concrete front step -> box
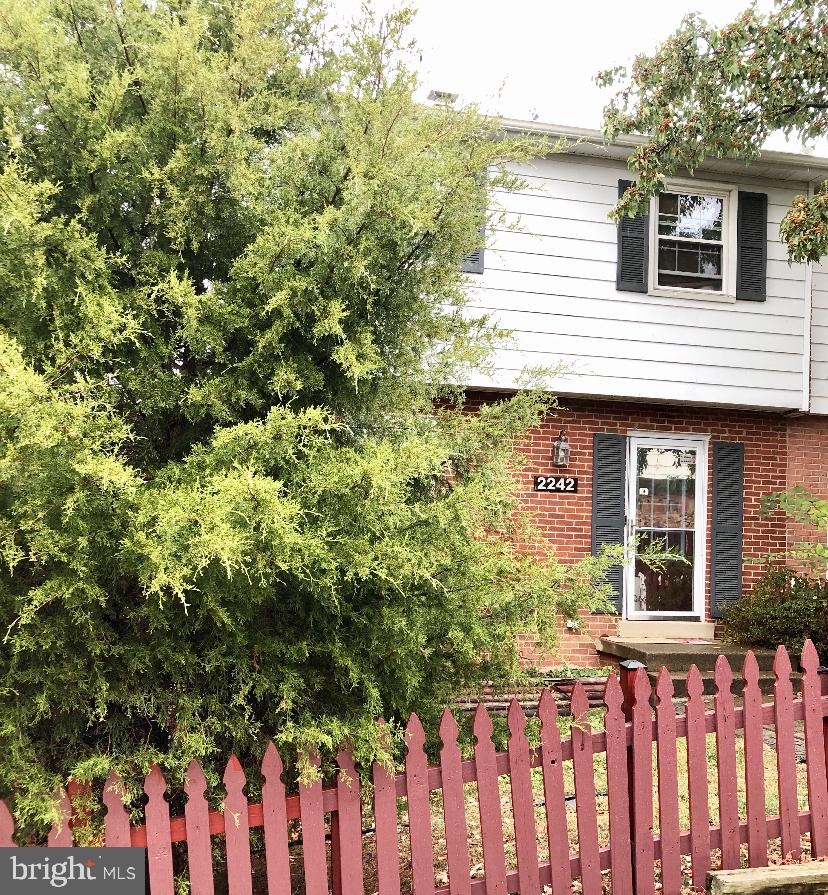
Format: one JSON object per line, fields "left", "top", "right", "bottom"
{"left": 596, "top": 636, "right": 778, "bottom": 675}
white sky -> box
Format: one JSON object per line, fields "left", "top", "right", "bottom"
{"left": 330, "top": 0, "right": 818, "bottom": 154}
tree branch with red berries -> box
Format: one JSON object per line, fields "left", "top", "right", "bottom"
{"left": 598, "top": 0, "right": 828, "bottom": 262}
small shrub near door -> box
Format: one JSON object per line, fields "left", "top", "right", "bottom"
{"left": 724, "top": 569, "right": 828, "bottom": 656}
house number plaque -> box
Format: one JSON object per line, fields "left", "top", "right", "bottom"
{"left": 533, "top": 475, "right": 579, "bottom": 493}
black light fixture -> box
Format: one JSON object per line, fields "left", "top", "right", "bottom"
{"left": 552, "top": 430, "right": 570, "bottom": 467}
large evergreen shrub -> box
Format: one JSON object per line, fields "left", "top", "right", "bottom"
{"left": 0, "top": 0, "right": 620, "bottom": 832}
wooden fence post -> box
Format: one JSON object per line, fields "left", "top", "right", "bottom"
{"left": 619, "top": 659, "right": 645, "bottom": 895}
{"left": 819, "top": 665, "right": 828, "bottom": 798}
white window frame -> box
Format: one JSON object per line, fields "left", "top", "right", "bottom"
{"left": 648, "top": 178, "right": 739, "bottom": 303}
{"left": 623, "top": 432, "right": 709, "bottom": 621}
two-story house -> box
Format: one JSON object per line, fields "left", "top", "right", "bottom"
{"left": 464, "top": 120, "right": 828, "bottom": 669}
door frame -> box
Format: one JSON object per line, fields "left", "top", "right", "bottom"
{"left": 623, "top": 432, "right": 709, "bottom": 621}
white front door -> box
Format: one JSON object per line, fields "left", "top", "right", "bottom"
{"left": 624, "top": 435, "right": 707, "bottom": 620}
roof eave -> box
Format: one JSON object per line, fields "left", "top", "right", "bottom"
{"left": 497, "top": 116, "right": 828, "bottom": 184}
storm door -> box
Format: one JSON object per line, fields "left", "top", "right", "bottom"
{"left": 624, "top": 435, "right": 707, "bottom": 619}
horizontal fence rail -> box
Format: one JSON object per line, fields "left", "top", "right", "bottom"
{"left": 2, "top": 641, "right": 828, "bottom": 895}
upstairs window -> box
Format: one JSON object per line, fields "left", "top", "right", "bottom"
{"left": 649, "top": 181, "right": 738, "bottom": 299}
{"left": 617, "top": 177, "right": 766, "bottom": 302}
{"left": 656, "top": 191, "right": 724, "bottom": 291}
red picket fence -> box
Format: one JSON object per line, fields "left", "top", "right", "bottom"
{"left": 3, "top": 641, "right": 828, "bottom": 895}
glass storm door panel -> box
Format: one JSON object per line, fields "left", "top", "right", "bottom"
{"left": 626, "top": 438, "right": 706, "bottom": 618}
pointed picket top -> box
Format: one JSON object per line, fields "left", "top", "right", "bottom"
{"left": 570, "top": 680, "right": 590, "bottom": 722}
{"left": 774, "top": 644, "right": 793, "bottom": 679}
{"left": 472, "top": 701, "right": 493, "bottom": 740}
{"left": 262, "top": 741, "right": 284, "bottom": 782}
{"left": 538, "top": 686, "right": 558, "bottom": 727}
{"left": 304, "top": 748, "right": 321, "bottom": 772}
{"left": 223, "top": 754, "right": 247, "bottom": 793}
{"left": 337, "top": 747, "right": 358, "bottom": 784}
{"left": 439, "top": 707, "right": 459, "bottom": 745}
{"left": 48, "top": 789, "right": 73, "bottom": 846}
{"left": 507, "top": 698, "right": 527, "bottom": 736}
{"left": 655, "top": 665, "right": 675, "bottom": 704}
{"left": 184, "top": 759, "right": 207, "bottom": 798}
{"left": 633, "top": 662, "right": 652, "bottom": 707}
{"left": 802, "top": 638, "right": 820, "bottom": 673}
{"left": 103, "top": 769, "right": 128, "bottom": 812}
{"left": 405, "top": 712, "right": 426, "bottom": 751}
{"left": 0, "top": 800, "right": 16, "bottom": 847}
{"left": 144, "top": 763, "right": 168, "bottom": 799}
{"left": 102, "top": 769, "right": 131, "bottom": 846}
{"left": 743, "top": 650, "right": 760, "bottom": 685}
{"left": 603, "top": 673, "right": 624, "bottom": 713}
{"left": 686, "top": 664, "right": 704, "bottom": 700}
{"left": 715, "top": 654, "right": 734, "bottom": 690}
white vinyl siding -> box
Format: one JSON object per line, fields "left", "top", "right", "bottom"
{"left": 465, "top": 155, "right": 809, "bottom": 410}
{"left": 809, "top": 263, "right": 828, "bottom": 414}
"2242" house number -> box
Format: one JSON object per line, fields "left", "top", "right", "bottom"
{"left": 533, "top": 475, "right": 579, "bottom": 493}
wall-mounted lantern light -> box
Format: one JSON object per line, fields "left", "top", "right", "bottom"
{"left": 552, "top": 430, "right": 570, "bottom": 467}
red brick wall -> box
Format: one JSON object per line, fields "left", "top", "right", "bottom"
{"left": 466, "top": 392, "right": 791, "bottom": 668}
{"left": 786, "top": 416, "right": 828, "bottom": 555}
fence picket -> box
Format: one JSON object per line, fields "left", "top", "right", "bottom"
{"left": 224, "top": 756, "right": 253, "bottom": 895}
{"left": 773, "top": 646, "right": 800, "bottom": 861}
{"left": 802, "top": 640, "right": 828, "bottom": 857}
{"left": 507, "top": 699, "right": 540, "bottom": 895}
{"left": 335, "top": 748, "right": 365, "bottom": 895}
{"left": 538, "top": 688, "right": 572, "bottom": 895}
{"left": 742, "top": 651, "right": 768, "bottom": 867}
{"left": 439, "top": 709, "right": 471, "bottom": 895}
{"left": 571, "top": 682, "right": 602, "bottom": 895}
{"left": 47, "top": 789, "right": 72, "bottom": 847}
{"left": 298, "top": 751, "right": 328, "bottom": 895}
{"left": 714, "top": 656, "right": 740, "bottom": 870}
{"left": 103, "top": 770, "right": 131, "bottom": 847}
{"left": 655, "top": 668, "right": 681, "bottom": 895}
{"left": 603, "top": 675, "right": 632, "bottom": 895}
{"left": 473, "top": 703, "right": 507, "bottom": 895}
{"left": 184, "top": 760, "right": 215, "bottom": 895}
{"left": 406, "top": 713, "right": 435, "bottom": 895}
{"left": 685, "top": 665, "right": 710, "bottom": 888}
{"left": 0, "top": 800, "right": 16, "bottom": 847}
{"left": 630, "top": 667, "right": 655, "bottom": 895}
{"left": 145, "top": 765, "right": 175, "bottom": 895}
{"left": 261, "top": 744, "right": 291, "bottom": 895}
{"left": 373, "top": 723, "right": 402, "bottom": 895}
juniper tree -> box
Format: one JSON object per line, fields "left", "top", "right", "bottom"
{"left": 0, "top": 0, "right": 618, "bottom": 831}
{"left": 598, "top": 0, "right": 828, "bottom": 262}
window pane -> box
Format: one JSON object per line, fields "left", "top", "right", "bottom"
{"left": 658, "top": 191, "right": 723, "bottom": 240}
{"left": 635, "top": 447, "right": 697, "bottom": 529}
{"left": 633, "top": 531, "right": 695, "bottom": 613}
{"left": 658, "top": 239, "right": 722, "bottom": 290}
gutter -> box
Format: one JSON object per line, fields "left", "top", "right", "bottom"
{"left": 495, "top": 116, "right": 828, "bottom": 181}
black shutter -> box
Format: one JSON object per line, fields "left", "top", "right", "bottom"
{"left": 461, "top": 226, "right": 485, "bottom": 274}
{"left": 616, "top": 179, "right": 649, "bottom": 293}
{"left": 592, "top": 433, "right": 627, "bottom": 613}
{"left": 710, "top": 441, "right": 745, "bottom": 619}
{"left": 736, "top": 191, "right": 767, "bottom": 301}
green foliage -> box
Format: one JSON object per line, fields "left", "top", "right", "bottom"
{"left": 724, "top": 568, "right": 828, "bottom": 657}
{"left": 756, "top": 485, "right": 828, "bottom": 573}
{"left": 598, "top": 1, "right": 828, "bottom": 262}
{"left": 0, "top": 0, "right": 621, "bottom": 835}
